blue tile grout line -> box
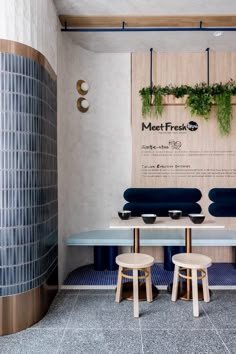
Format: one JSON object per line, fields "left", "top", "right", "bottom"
{"left": 64, "top": 262, "right": 236, "bottom": 286}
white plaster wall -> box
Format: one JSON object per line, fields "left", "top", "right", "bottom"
{"left": 0, "top": 0, "right": 58, "bottom": 72}
{"left": 58, "top": 35, "right": 131, "bottom": 284}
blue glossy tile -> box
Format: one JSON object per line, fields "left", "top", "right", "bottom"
{"left": 0, "top": 52, "right": 57, "bottom": 296}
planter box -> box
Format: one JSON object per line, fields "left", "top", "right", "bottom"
{"left": 162, "top": 95, "right": 187, "bottom": 105}
{"left": 161, "top": 95, "right": 236, "bottom": 105}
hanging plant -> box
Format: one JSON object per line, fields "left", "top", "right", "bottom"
{"left": 153, "top": 86, "right": 164, "bottom": 117}
{"left": 139, "top": 87, "right": 152, "bottom": 117}
{"left": 139, "top": 80, "right": 236, "bottom": 135}
{"left": 169, "top": 84, "right": 188, "bottom": 98}
{"left": 215, "top": 91, "right": 232, "bottom": 136}
{"left": 185, "top": 83, "right": 214, "bottom": 120}
{"left": 211, "top": 81, "right": 234, "bottom": 136}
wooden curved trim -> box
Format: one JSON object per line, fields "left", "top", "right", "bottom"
{"left": 0, "top": 275, "right": 58, "bottom": 335}
{"left": 0, "top": 39, "right": 57, "bottom": 81}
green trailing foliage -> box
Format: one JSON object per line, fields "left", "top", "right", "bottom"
{"left": 153, "top": 88, "right": 163, "bottom": 117}
{"left": 139, "top": 80, "right": 236, "bottom": 135}
{"left": 139, "top": 87, "right": 152, "bottom": 117}
{"left": 215, "top": 92, "right": 232, "bottom": 136}
{"left": 185, "top": 83, "right": 214, "bottom": 121}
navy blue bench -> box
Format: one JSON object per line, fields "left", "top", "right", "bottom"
{"left": 66, "top": 188, "right": 236, "bottom": 269}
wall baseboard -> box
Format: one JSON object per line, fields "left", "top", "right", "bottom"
{"left": 61, "top": 285, "right": 236, "bottom": 291}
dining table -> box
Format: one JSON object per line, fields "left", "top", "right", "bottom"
{"left": 110, "top": 216, "right": 224, "bottom": 301}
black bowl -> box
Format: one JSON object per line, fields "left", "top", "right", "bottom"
{"left": 118, "top": 210, "right": 131, "bottom": 220}
{"left": 168, "top": 210, "right": 182, "bottom": 220}
{"left": 188, "top": 214, "right": 205, "bottom": 224}
{"left": 142, "top": 214, "right": 156, "bottom": 224}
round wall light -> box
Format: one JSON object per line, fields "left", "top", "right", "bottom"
{"left": 76, "top": 80, "right": 89, "bottom": 95}
{"left": 77, "top": 97, "right": 89, "bottom": 112}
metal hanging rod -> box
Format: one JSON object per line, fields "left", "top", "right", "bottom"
{"left": 61, "top": 21, "right": 236, "bottom": 32}
{"left": 61, "top": 27, "right": 236, "bottom": 32}
{"left": 206, "top": 48, "right": 210, "bottom": 85}
{"left": 150, "top": 48, "right": 153, "bottom": 93}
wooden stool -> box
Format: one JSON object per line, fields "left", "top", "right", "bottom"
{"left": 171, "top": 253, "right": 212, "bottom": 317}
{"left": 115, "top": 253, "right": 154, "bottom": 318}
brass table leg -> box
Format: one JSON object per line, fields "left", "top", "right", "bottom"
{"left": 133, "top": 228, "right": 140, "bottom": 254}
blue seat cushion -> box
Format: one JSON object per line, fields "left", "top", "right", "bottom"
{"left": 123, "top": 188, "right": 202, "bottom": 203}
{"left": 209, "top": 202, "right": 236, "bottom": 217}
{"left": 123, "top": 202, "right": 201, "bottom": 217}
{"left": 209, "top": 188, "right": 236, "bottom": 202}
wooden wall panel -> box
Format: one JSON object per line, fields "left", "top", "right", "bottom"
{"left": 140, "top": 246, "right": 232, "bottom": 263}
{"left": 131, "top": 52, "right": 236, "bottom": 262}
{"left": 155, "top": 52, "right": 206, "bottom": 86}
{"left": 140, "top": 246, "right": 163, "bottom": 262}
{"left": 210, "top": 52, "right": 236, "bottom": 83}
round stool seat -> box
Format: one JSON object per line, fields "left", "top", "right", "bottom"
{"left": 172, "top": 253, "right": 212, "bottom": 270}
{"left": 116, "top": 253, "right": 154, "bottom": 269}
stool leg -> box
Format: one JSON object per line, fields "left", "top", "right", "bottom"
{"left": 133, "top": 269, "right": 139, "bottom": 318}
{"left": 202, "top": 269, "right": 210, "bottom": 303}
{"left": 115, "top": 266, "right": 123, "bottom": 303}
{"left": 192, "top": 269, "right": 199, "bottom": 317}
{"left": 171, "top": 265, "right": 179, "bottom": 302}
{"left": 145, "top": 267, "right": 153, "bottom": 303}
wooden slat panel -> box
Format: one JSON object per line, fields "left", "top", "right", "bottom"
{"left": 210, "top": 52, "right": 236, "bottom": 84}
{"left": 59, "top": 15, "right": 236, "bottom": 28}
{"left": 131, "top": 51, "right": 236, "bottom": 263}
{"left": 193, "top": 246, "right": 233, "bottom": 262}
{"left": 140, "top": 246, "right": 233, "bottom": 263}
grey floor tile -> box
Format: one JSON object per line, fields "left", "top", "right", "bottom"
{"left": 218, "top": 330, "right": 236, "bottom": 354}
{"left": 139, "top": 294, "right": 213, "bottom": 330}
{"left": 202, "top": 292, "right": 236, "bottom": 330}
{"left": 142, "top": 329, "right": 229, "bottom": 354}
{"left": 58, "top": 329, "right": 143, "bottom": 354}
{"left": 33, "top": 295, "right": 77, "bottom": 328}
{"left": 1, "top": 290, "right": 235, "bottom": 354}
{"left": 67, "top": 294, "right": 140, "bottom": 330}
{"left": 0, "top": 331, "right": 22, "bottom": 354}
{"left": 14, "top": 329, "right": 64, "bottom": 354}
{"left": 51, "top": 293, "right": 78, "bottom": 307}
{"left": 32, "top": 308, "right": 73, "bottom": 329}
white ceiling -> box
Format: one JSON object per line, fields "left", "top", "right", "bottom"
{"left": 54, "top": 0, "right": 236, "bottom": 52}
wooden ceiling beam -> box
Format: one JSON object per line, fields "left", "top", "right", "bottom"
{"left": 59, "top": 15, "right": 236, "bottom": 28}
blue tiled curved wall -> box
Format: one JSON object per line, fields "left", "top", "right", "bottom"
{"left": 0, "top": 52, "right": 58, "bottom": 296}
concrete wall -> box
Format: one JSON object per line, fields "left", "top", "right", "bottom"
{"left": 57, "top": 36, "right": 131, "bottom": 283}
{"left": 0, "top": 0, "right": 58, "bottom": 72}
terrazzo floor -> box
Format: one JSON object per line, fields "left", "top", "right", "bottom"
{"left": 1, "top": 289, "right": 236, "bottom": 353}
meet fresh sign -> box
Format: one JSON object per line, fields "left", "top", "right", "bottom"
{"left": 142, "top": 121, "right": 198, "bottom": 132}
